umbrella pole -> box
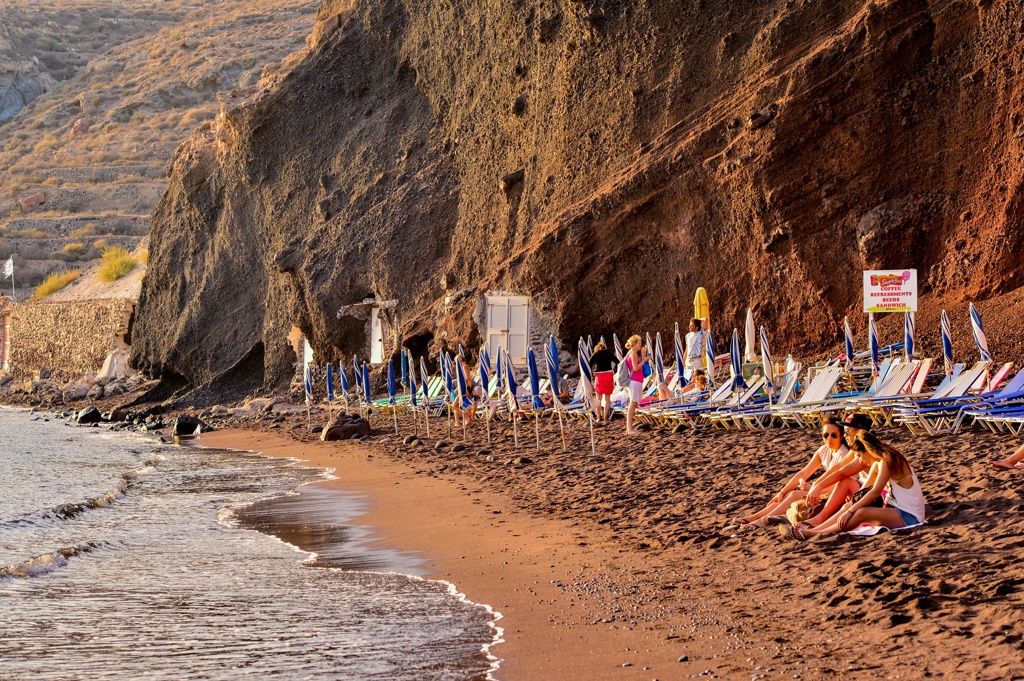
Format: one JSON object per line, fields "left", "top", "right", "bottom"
{"left": 447, "top": 402, "right": 452, "bottom": 439}
{"left": 558, "top": 411, "right": 567, "bottom": 453}
{"left": 484, "top": 410, "right": 491, "bottom": 445}
{"left": 512, "top": 407, "right": 519, "bottom": 448}
{"left": 587, "top": 411, "right": 596, "bottom": 457}
{"left": 393, "top": 406, "right": 398, "bottom": 435}
{"left": 534, "top": 414, "right": 540, "bottom": 452}
{"left": 424, "top": 406, "right": 430, "bottom": 438}
{"left": 306, "top": 403, "right": 311, "bottom": 429}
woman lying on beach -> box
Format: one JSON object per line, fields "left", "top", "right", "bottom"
{"left": 731, "top": 419, "right": 858, "bottom": 528}
{"left": 782, "top": 431, "right": 926, "bottom": 540}
{"left": 990, "top": 442, "right": 1024, "bottom": 469}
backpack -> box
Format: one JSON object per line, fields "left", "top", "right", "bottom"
{"left": 616, "top": 356, "right": 632, "bottom": 388}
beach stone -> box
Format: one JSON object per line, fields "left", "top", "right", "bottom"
{"left": 359, "top": 434, "right": 370, "bottom": 441}
{"left": 321, "top": 413, "right": 371, "bottom": 441}
{"left": 403, "top": 435, "right": 417, "bottom": 444}
{"left": 451, "top": 443, "right": 466, "bottom": 452}
{"left": 76, "top": 406, "right": 102, "bottom": 424}
{"left": 309, "top": 425, "right": 323, "bottom": 433}
{"left": 173, "top": 415, "right": 211, "bottom": 436}
{"left": 291, "top": 423, "right": 304, "bottom": 430}
{"left": 478, "top": 449, "right": 491, "bottom": 456}
{"left": 434, "top": 441, "right": 449, "bottom": 450}
{"left": 509, "top": 456, "right": 533, "bottom": 465}
{"left": 350, "top": 433, "right": 362, "bottom": 439}
{"left": 411, "top": 439, "right": 422, "bottom": 447}
{"left": 678, "top": 655, "right": 689, "bottom": 662}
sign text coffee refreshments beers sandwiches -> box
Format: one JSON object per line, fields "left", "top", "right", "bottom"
{"left": 863, "top": 269, "right": 917, "bottom": 313}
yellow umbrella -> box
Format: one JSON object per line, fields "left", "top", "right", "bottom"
{"left": 694, "top": 287, "right": 709, "bottom": 322}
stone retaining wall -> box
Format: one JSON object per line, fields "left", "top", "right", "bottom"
{"left": 4, "top": 298, "right": 134, "bottom": 380}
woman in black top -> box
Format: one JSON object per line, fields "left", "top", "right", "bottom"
{"left": 589, "top": 342, "right": 618, "bottom": 423}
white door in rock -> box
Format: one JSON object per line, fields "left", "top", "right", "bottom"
{"left": 486, "top": 295, "right": 530, "bottom": 366}
{"left": 369, "top": 306, "right": 384, "bottom": 364}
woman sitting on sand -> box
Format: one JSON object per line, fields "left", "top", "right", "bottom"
{"left": 782, "top": 431, "right": 926, "bottom": 540}
{"left": 732, "top": 419, "right": 858, "bottom": 528}
{"left": 991, "top": 442, "right": 1024, "bottom": 469}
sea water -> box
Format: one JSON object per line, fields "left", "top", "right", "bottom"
{"left": 0, "top": 408, "right": 499, "bottom": 680}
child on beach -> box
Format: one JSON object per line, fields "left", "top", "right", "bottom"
{"left": 782, "top": 431, "right": 926, "bottom": 540}
{"left": 732, "top": 418, "right": 858, "bottom": 528}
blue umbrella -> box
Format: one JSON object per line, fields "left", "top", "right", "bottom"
{"left": 674, "top": 322, "right": 688, "bottom": 389}
{"left": 600, "top": 335, "right": 607, "bottom": 350}
{"left": 705, "top": 330, "right": 717, "bottom": 385}
{"left": 969, "top": 303, "right": 991, "bottom": 362}
{"left": 844, "top": 316, "right": 855, "bottom": 370}
{"left": 304, "top": 364, "right": 313, "bottom": 404}
{"left": 407, "top": 352, "right": 418, "bottom": 408}
{"left": 494, "top": 346, "right": 505, "bottom": 391}
{"left": 578, "top": 338, "right": 593, "bottom": 384}
{"left": 654, "top": 332, "right": 665, "bottom": 385}
{"left": 458, "top": 344, "right": 466, "bottom": 358}
{"left": 613, "top": 333, "right": 624, "bottom": 361}
{"left": 326, "top": 362, "right": 335, "bottom": 403}
{"left": 441, "top": 353, "right": 454, "bottom": 398}
{"left": 353, "top": 355, "right": 363, "bottom": 399}
{"left": 586, "top": 335, "right": 594, "bottom": 356}
{"left": 400, "top": 349, "right": 408, "bottom": 389}
{"left": 479, "top": 351, "right": 492, "bottom": 444}
{"left": 729, "top": 328, "right": 746, "bottom": 391}
{"left": 362, "top": 361, "right": 372, "bottom": 405}
{"left": 338, "top": 359, "right": 350, "bottom": 398}
{"left": 941, "top": 309, "right": 954, "bottom": 376}
{"left": 527, "top": 348, "right": 542, "bottom": 409}
{"left": 904, "top": 312, "right": 915, "bottom": 360}
{"left": 481, "top": 345, "right": 492, "bottom": 373}
{"left": 645, "top": 332, "right": 654, "bottom": 363}
{"left": 546, "top": 337, "right": 561, "bottom": 405}
{"left": 869, "top": 312, "right": 880, "bottom": 375}
{"left": 454, "top": 357, "right": 471, "bottom": 409}
{"left": 420, "top": 356, "right": 431, "bottom": 402}
{"left": 387, "top": 360, "right": 397, "bottom": 404}
{"left": 504, "top": 348, "right": 517, "bottom": 396}
{"left": 760, "top": 325, "right": 773, "bottom": 391}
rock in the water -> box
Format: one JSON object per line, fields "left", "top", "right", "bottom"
{"left": 76, "top": 406, "right": 102, "bottom": 424}
{"left": 173, "top": 415, "right": 211, "bottom": 436}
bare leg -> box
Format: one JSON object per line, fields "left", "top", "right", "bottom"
{"left": 804, "top": 478, "right": 860, "bottom": 526}
{"left": 798, "top": 506, "right": 906, "bottom": 539}
{"left": 991, "top": 442, "right": 1024, "bottom": 468}
{"left": 626, "top": 400, "right": 638, "bottom": 435}
{"left": 735, "top": 489, "right": 806, "bottom": 526}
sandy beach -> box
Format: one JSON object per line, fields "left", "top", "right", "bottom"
{"left": 200, "top": 409, "right": 1024, "bottom": 681}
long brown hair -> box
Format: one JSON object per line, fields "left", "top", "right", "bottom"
{"left": 851, "top": 431, "right": 911, "bottom": 479}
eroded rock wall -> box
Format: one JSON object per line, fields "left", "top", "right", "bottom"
{"left": 133, "top": 0, "right": 1024, "bottom": 394}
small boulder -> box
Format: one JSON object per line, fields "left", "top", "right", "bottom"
{"left": 451, "top": 443, "right": 466, "bottom": 453}
{"left": 403, "top": 435, "right": 417, "bottom": 445}
{"left": 173, "top": 415, "right": 211, "bottom": 436}
{"left": 69, "top": 117, "right": 93, "bottom": 138}
{"left": 76, "top": 406, "right": 102, "bottom": 424}
{"left": 478, "top": 449, "right": 492, "bottom": 456}
{"left": 320, "top": 413, "right": 372, "bottom": 441}
{"left": 434, "top": 441, "right": 449, "bottom": 450}
{"left": 291, "top": 423, "right": 303, "bottom": 430}
{"left": 310, "top": 425, "right": 323, "bottom": 434}
{"left": 19, "top": 192, "right": 46, "bottom": 213}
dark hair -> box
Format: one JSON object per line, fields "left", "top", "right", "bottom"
{"left": 821, "top": 418, "right": 844, "bottom": 436}
{"left": 851, "top": 431, "right": 911, "bottom": 478}
{"left": 691, "top": 318, "right": 703, "bottom": 330}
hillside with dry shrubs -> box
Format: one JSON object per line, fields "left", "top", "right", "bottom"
{"left": 0, "top": 0, "right": 317, "bottom": 297}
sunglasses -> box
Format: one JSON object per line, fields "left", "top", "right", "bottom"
{"left": 821, "top": 432, "right": 840, "bottom": 440}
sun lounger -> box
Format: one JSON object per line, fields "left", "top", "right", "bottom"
{"left": 892, "top": 361, "right": 997, "bottom": 434}
{"left": 729, "top": 372, "right": 801, "bottom": 430}
{"left": 770, "top": 367, "right": 845, "bottom": 428}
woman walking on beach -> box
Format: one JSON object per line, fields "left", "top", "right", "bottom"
{"left": 784, "top": 431, "right": 926, "bottom": 540}
{"left": 589, "top": 341, "right": 618, "bottom": 423}
{"left": 624, "top": 335, "right": 648, "bottom": 436}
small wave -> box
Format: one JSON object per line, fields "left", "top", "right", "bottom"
{"left": 3, "top": 457, "right": 162, "bottom": 526}
{"left": 0, "top": 542, "right": 103, "bottom": 580}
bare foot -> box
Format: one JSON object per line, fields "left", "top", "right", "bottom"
{"left": 989, "top": 460, "right": 1024, "bottom": 469}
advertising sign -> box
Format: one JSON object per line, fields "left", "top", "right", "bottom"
{"left": 863, "top": 269, "right": 917, "bottom": 312}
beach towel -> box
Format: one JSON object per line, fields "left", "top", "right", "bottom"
{"left": 845, "top": 521, "right": 926, "bottom": 537}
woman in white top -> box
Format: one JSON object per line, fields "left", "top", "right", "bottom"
{"left": 786, "top": 431, "right": 926, "bottom": 540}
{"left": 684, "top": 318, "right": 708, "bottom": 372}
{"left": 732, "top": 419, "right": 857, "bottom": 528}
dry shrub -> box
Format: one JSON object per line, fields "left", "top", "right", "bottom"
{"left": 98, "top": 246, "right": 138, "bottom": 282}
{"left": 33, "top": 269, "right": 80, "bottom": 300}
{"left": 70, "top": 224, "right": 100, "bottom": 238}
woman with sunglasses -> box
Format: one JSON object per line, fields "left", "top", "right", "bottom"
{"left": 784, "top": 431, "right": 926, "bottom": 540}
{"left": 731, "top": 419, "right": 858, "bottom": 528}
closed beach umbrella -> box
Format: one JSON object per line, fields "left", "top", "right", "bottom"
{"left": 613, "top": 333, "right": 624, "bottom": 361}
{"left": 600, "top": 335, "right": 607, "bottom": 350}
{"left": 326, "top": 362, "right": 335, "bottom": 403}
{"left": 674, "top": 322, "right": 688, "bottom": 389}
{"left": 744, "top": 308, "right": 757, "bottom": 363}
{"left": 479, "top": 351, "right": 492, "bottom": 444}
{"left": 654, "top": 332, "right": 665, "bottom": 384}
{"left": 353, "top": 355, "right": 363, "bottom": 399}
{"left": 458, "top": 343, "right": 466, "bottom": 358}
{"left": 481, "top": 345, "right": 492, "bottom": 373}
{"left": 441, "top": 353, "right": 454, "bottom": 397}
{"left": 941, "top": 310, "right": 954, "bottom": 376}
{"left": 527, "top": 348, "right": 542, "bottom": 409}
{"left": 304, "top": 365, "right": 313, "bottom": 405}
{"left": 578, "top": 338, "right": 593, "bottom": 384}
{"left": 400, "top": 349, "right": 408, "bottom": 389}
{"left": 969, "top": 303, "right": 992, "bottom": 362}
{"left": 495, "top": 346, "right": 505, "bottom": 391}
{"left": 387, "top": 360, "right": 397, "bottom": 404}
{"left": 586, "top": 335, "right": 594, "bottom": 356}
{"left": 705, "top": 330, "right": 717, "bottom": 385}
{"left": 407, "top": 353, "right": 418, "bottom": 408}
{"left": 338, "top": 359, "right": 350, "bottom": 398}
{"left": 645, "top": 332, "right": 653, "bottom": 361}
{"left": 504, "top": 348, "right": 517, "bottom": 397}
{"left": 420, "top": 356, "right": 431, "bottom": 401}
{"left": 844, "top": 316, "right": 855, "bottom": 370}
{"left": 904, "top": 312, "right": 915, "bottom": 360}
{"left": 546, "top": 337, "right": 561, "bottom": 405}
{"left": 455, "top": 357, "right": 471, "bottom": 409}
{"left": 362, "top": 362, "right": 372, "bottom": 405}
{"left": 760, "top": 325, "right": 773, "bottom": 391}
{"left": 730, "top": 328, "right": 746, "bottom": 391}
{"left": 869, "top": 312, "right": 880, "bottom": 375}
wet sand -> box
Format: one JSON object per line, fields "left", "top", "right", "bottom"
{"left": 202, "top": 411, "right": 1024, "bottom": 680}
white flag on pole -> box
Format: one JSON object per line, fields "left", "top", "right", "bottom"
{"left": 3, "top": 256, "right": 12, "bottom": 279}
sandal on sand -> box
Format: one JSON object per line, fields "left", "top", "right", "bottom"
{"left": 778, "top": 525, "right": 809, "bottom": 541}
{"left": 765, "top": 515, "right": 789, "bottom": 526}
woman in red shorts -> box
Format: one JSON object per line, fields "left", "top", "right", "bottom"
{"left": 588, "top": 342, "right": 618, "bottom": 424}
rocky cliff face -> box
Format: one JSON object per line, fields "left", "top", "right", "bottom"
{"left": 0, "top": 23, "right": 56, "bottom": 123}
{"left": 133, "top": 0, "right": 1024, "bottom": 396}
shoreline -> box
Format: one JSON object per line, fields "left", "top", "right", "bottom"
{"left": 199, "top": 429, "right": 703, "bottom": 680}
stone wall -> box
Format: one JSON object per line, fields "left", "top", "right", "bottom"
{"left": 5, "top": 298, "right": 133, "bottom": 380}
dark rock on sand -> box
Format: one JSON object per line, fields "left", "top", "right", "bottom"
{"left": 173, "top": 415, "right": 211, "bottom": 436}
{"left": 451, "top": 443, "right": 466, "bottom": 453}
{"left": 76, "top": 406, "right": 103, "bottom": 424}
{"left": 403, "top": 435, "right": 417, "bottom": 444}
{"left": 310, "top": 425, "right": 323, "bottom": 433}
{"left": 321, "top": 413, "right": 372, "bottom": 441}
{"left": 434, "top": 441, "right": 449, "bottom": 450}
